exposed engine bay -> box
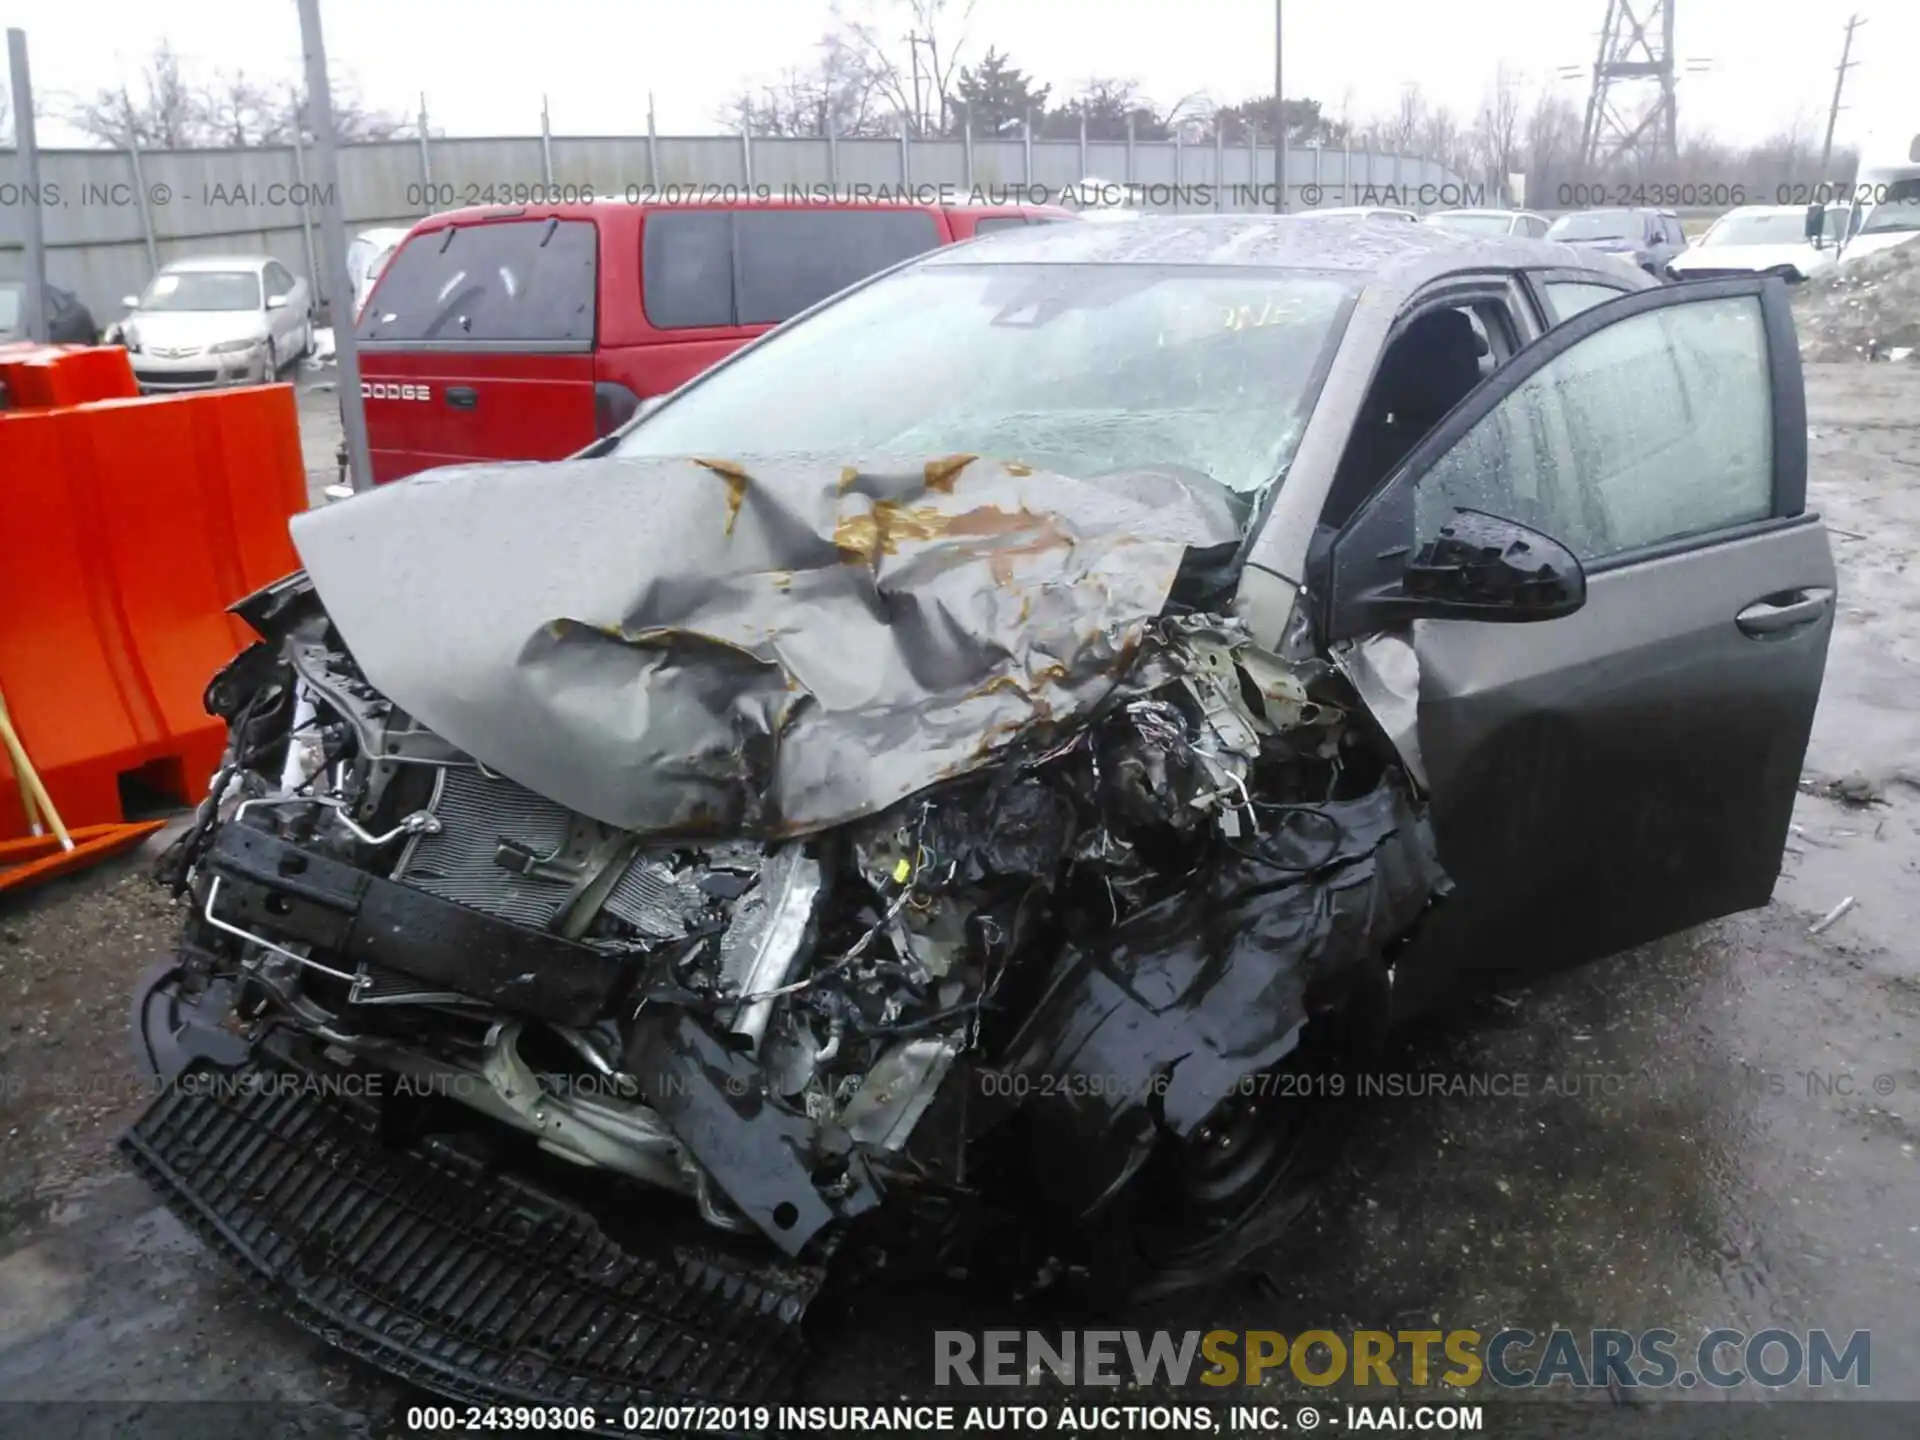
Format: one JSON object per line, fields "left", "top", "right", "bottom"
{"left": 137, "top": 451, "right": 1450, "bottom": 1311}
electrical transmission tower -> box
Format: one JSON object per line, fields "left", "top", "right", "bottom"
{"left": 1579, "top": 0, "right": 1678, "bottom": 171}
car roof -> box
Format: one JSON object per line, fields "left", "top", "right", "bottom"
{"left": 920, "top": 212, "right": 1620, "bottom": 294}
{"left": 161, "top": 255, "right": 275, "bottom": 273}
{"left": 410, "top": 197, "right": 1078, "bottom": 233}
{"left": 1553, "top": 205, "right": 1678, "bottom": 217}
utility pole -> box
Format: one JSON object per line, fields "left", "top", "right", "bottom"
{"left": 7, "top": 28, "right": 48, "bottom": 343}
{"left": 905, "top": 33, "right": 925, "bottom": 137}
{"left": 1819, "top": 14, "right": 1863, "bottom": 181}
{"left": 1272, "top": 0, "right": 1286, "bottom": 212}
{"left": 296, "top": 0, "right": 373, "bottom": 493}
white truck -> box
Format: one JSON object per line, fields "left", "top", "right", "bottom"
{"left": 1830, "top": 127, "right": 1920, "bottom": 268}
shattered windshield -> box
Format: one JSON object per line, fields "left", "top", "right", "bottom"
{"left": 615, "top": 262, "right": 1357, "bottom": 512}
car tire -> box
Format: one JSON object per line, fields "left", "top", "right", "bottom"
{"left": 1063, "top": 955, "right": 1393, "bottom": 1307}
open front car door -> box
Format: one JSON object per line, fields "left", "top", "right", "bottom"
{"left": 1319, "top": 276, "right": 1834, "bottom": 1000}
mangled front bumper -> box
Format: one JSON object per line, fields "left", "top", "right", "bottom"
{"left": 170, "top": 815, "right": 887, "bottom": 1258}
{"left": 122, "top": 1048, "right": 820, "bottom": 1415}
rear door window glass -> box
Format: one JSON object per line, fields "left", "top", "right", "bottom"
{"left": 734, "top": 210, "right": 942, "bottom": 325}
{"left": 643, "top": 209, "right": 943, "bottom": 330}
{"left": 641, "top": 211, "right": 734, "bottom": 329}
{"left": 358, "top": 219, "right": 597, "bottom": 343}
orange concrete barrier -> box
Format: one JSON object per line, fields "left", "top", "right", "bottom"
{"left": 0, "top": 382, "right": 307, "bottom": 836}
{"left": 0, "top": 343, "right": 139, "bottom": 409}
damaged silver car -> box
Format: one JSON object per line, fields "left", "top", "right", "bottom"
{"left": 126, "top": 217, "right": 1835, "bottom": 1410}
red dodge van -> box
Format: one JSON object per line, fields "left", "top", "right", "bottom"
{"left": 352, "top": 197, "right": 1075, "bottom": 483}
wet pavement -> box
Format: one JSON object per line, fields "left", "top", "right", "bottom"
{"left": 0, "top": 363, "right": 1916, "bottom": 1430}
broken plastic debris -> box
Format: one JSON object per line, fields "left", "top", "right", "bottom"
{"left": 1808, "top": 896, "right": 1857, "bottom": 936}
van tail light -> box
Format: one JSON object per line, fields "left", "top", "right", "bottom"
{"left": 594, "top": 381, "right": 642, "bottom": 437}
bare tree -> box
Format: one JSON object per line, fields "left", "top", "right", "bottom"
{"left": 197, "top": 71, "right": 283, "bottom": 147}
{"left": 1390, "top": 84, "right": 1425, "bottom": 157}
{"left": 266, "top": 77, "right": 419, "bottom": 144}
{"left": 1471, "top": 62, "right": 1524, "bottom": 191}
{"left": 726, "top": 52, "right": 891, "bottom": 135}
{"left": 1332, "top": 85, "right": 1357, "bottom": 143}
{"left": 1419, "top": 106, "right": 1467, "bottom": 173}
{"left": 1521, "top": 89, "right": 1582, "bottom": 205}
{"left": 724, "top": 29, "right": 895, "bottom": 137}
{"left": 1741, "top": 111, "right": 1820, "bottom": 194}
{"left": 69, "top": 41, "right": 200, "bottom": 147}
{"left": 834, "top": 0, "right": 976, "bottom": 136}
{"left": 66, "top": 42, "right": 412, "bottom": 147}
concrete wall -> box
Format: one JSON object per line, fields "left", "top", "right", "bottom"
{"left": 2, "top": 134, "right": 1475, "bottom": 325}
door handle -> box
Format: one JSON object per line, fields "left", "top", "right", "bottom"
{"left": 1736, "top": 588, "right": 1833, "bottom": 638}
{"left": 445, "top": 386, "right": 478, "bottom": 410}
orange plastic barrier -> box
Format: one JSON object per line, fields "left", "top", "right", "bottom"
{"left": 0, "top": 343, "right": 139, "bottom": 409}
{"left": 0, "top": 383, "right": 307, "bottom": 836}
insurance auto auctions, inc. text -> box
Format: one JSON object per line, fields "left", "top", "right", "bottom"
{"left": 763, "top": 1404, "right": 1481, "bottom": 1432}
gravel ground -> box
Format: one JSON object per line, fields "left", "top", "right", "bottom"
{"left": 1, "top": 363, "right": 1916, "bottom": 1432}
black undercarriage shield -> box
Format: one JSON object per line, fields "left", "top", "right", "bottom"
{"left": 120, "top": 1057, "right": 818, "bottom": 1423}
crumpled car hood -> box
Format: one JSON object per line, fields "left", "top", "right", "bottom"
{"left": 289, "top": 452, "right": 1239, "bottom": 839}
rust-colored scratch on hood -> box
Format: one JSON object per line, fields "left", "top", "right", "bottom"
{"left": 924, "top": 454, "right": 977, "bottom": 493}
{"left": 695, "top": 457, "right": 751, "bottom": 536}
{"left": 833, "top": 500, "right": 952, "bottom": 564}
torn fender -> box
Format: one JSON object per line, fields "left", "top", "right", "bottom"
{"left": 994, "top": 773, "right": 1449, "bottom": 1218}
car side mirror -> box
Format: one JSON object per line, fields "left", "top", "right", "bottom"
{"left": 267, "top": 294, "right": 289, "bottom": 310}
{"left": 121, "top": 295, "right": 140, "bottom": 309}
{"left": 1399, "top": 509, "right": 1586, "bottom": 622}
{"left": 1804, "top": 202, "right": 1825, "bottom": 249}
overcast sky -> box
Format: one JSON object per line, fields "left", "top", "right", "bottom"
{"left": 13, "top": 0, "right": 1916, "bottom": 155}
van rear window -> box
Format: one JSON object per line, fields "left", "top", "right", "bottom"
{"left": 357, "top": 218, "right": 596, "bottom": 344}
{"left": 642, "top": 209, "right": 943, "bottom": 330}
